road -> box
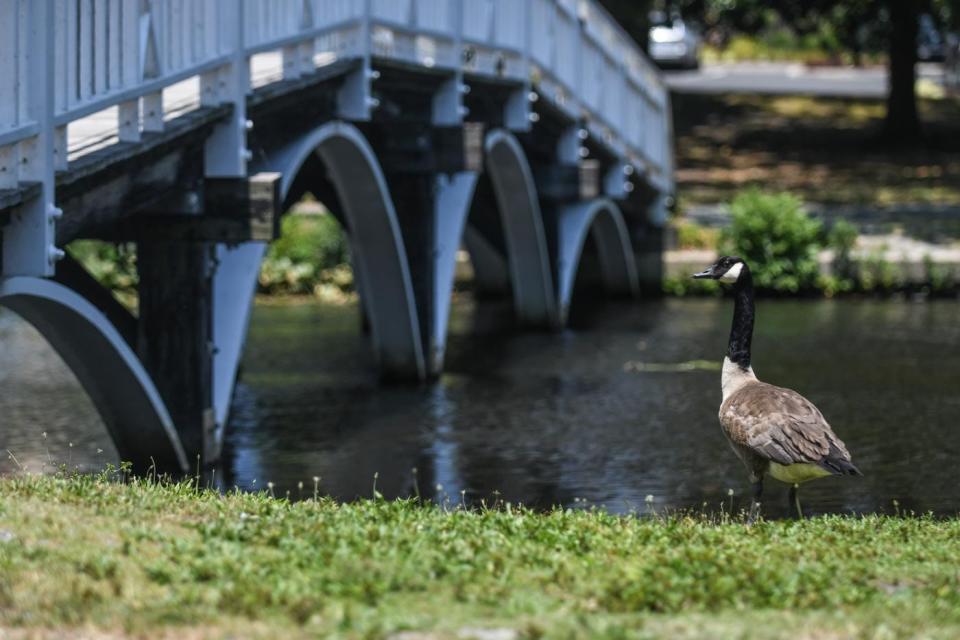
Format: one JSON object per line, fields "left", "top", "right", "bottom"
{"left": 664, "top": 61, "right": 945, "bottom": 97}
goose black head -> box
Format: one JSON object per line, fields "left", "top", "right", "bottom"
{"left": 692, "top": 256, "right": 747, "bottom": 284}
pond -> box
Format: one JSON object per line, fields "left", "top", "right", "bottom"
{"left": 2, "top": 296, "right": 958, "bottom": 518}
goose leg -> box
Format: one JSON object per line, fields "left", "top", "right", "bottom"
{"left": 747, "top": 479, "right": 763, "bottom": 524}
{"left": 788, "top": 484, "right": 803, "bottom": 519}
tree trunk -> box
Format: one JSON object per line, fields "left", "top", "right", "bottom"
{"left": 885, "top": 1, "right": 920, "bottom": 140}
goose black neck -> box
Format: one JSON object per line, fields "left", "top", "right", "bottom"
{"left": 727, "top": 265, "right": 754, "bottom": 370}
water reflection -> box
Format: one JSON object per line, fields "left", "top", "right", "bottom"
{"left": 2, "top": 295, "right": 959, "bottom": 518}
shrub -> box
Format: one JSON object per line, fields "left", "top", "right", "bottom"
{"left": 719, "top": 189, "right": 822, "bottom": 293}
{"left": 266, "top": 211, "right": 348, "bottom": 270}
{"left": 259, "top": 212, "right": 354, "bottom": 296}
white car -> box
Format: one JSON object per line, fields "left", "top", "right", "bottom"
{"left": 648, "top": 12, "right": 701, "bottom": 69}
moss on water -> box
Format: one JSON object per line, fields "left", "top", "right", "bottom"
{"left": 1, "top": 473, "right": 959, "bottom": 638}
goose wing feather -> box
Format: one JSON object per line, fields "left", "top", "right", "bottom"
{"left": 720, "top": 382, "right": 854, "bottom": 469}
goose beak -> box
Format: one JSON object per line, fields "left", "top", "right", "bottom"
{"left": 692, "top": 268, "right": 713, "bottom": 279}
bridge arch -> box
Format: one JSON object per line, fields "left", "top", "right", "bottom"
{"left": 0, "top": 277, "right": 188, "bottom": 472}
{"left": 258, "top": 121, "right": 426, "bottom": 379}
{"left": 482, "top": 129, "right": 558, "bottom": 327}
{"left": 555, "top": 199, "right": 639, "bottom": 325}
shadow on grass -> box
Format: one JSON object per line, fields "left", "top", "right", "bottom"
{"left": 672, "top": 92, "right": 960, "bottom": 207}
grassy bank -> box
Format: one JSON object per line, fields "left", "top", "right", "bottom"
{"left": 1, "top": 473, "right": 959, "bottom": 639}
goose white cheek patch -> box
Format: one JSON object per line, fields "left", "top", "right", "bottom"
{"left": 720, "top": 262, "right": 743, "bottom": 283}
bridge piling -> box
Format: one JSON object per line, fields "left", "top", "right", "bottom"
{"left": 136, "top": 241, "right": 218, "bottom": 466}
{"left": 373, "top": 122, "right": 482, "bottom": 379}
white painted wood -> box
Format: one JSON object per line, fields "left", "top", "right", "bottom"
{"left": 120, "top": 0, "right": 139, "bottom": 87}
{"left": 93, "top": 0, "right": 108, "bottom": 95}
{"left": 53, "top": 125, "right": 68, "bottom": 171}
{"left": 200, "top": 69, "right": 221, "bottom": 106}
{"left": 282, "top": 44, "right": 302, "bottom": 79}
{"left": 3, "top": 0, "right": 58, "bottom": 277}
{"left": 0, "top": 145, "right": 18, "bottom": 189}
{"left": 142, "top": 91, "right": 164, "bottom": 132}
{"left": 66, "top": 0, "right": 79, "bottom": 108}
{"left": 117, "top": 99, "right": 140, "bottom": 142}
{"left": 79, "top": 0, "right": 93, "bottom": 102}
{"left": 0, "top": 0, "right": 18, "bottom": 130}
{"left": 108, "top": 0, "right": 122, "bottom": 90}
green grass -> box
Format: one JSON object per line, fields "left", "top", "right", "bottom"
{"left": 1, "top": 473, "right": 960, "bottom": 638}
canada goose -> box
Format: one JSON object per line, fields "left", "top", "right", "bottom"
{"left": 693, "top": 256, "right": 861, "bottom": 520}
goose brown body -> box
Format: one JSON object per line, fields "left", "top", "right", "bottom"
{"left": 719, "top": 378, "right": 859, "bottom": 484}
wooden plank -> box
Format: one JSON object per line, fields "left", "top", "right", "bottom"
{"left": 204, "top": 172, "right": 282, "bottom": 241}
{"left": 109, "top": 214, "right": 270, "bottom": 243}
{"left": 74, "top": 172, "right": 281, "bottom": 243}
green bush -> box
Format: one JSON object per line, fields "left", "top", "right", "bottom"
{"left": 266, "top": 212, "right": 348, "bottom": 269}
{"left": 259, "top": 212, "right": 353, "bottom": 296}
{"left": 719, "top": 189, "right": 822, "bottom": 293}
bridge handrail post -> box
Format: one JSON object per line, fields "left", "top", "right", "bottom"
{"left": 503, "top": 0, "right": 533, "bottom": 131}
{"left": 337, "top": 0, "right": 376, "bottom": 120}
{"left": 1, "top": 0, "right": 62, "bottom": 277}
{"left": 431, "top": 0, "right": 467, "bottom": 126}
{"left": 204, "top": 0, "right": 251, "bottom": 178}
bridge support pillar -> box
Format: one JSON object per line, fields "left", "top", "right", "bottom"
{"left": 375, "top": 125, "right": 481, "bottom": 378}
{"left": 136, "top": 240, "right": 218, "bottom": 468}
{"left": 386, "top": 169, "right": 478, "bottom": 378}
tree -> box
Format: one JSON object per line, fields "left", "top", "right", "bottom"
{"left": 885, "top": 1, "right": 919, "bottom": 140}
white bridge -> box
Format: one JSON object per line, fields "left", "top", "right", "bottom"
{"left": 0, "top": 0, "right": 673, "bottom": 472}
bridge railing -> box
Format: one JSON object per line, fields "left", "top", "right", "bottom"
{"left": 1, "top": 0, "right": 671, "bottom": 275}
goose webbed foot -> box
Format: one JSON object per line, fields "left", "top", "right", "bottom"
{"left": 788, "top": 483, "right": 804, "bottom": 519}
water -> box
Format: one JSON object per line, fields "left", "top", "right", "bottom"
{"left": 2, "top": 296, "right": 959, "bottom": 518}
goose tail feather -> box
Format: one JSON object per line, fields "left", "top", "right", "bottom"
{"left": 818, "top": 443, "right": 863, "bottom": 476}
